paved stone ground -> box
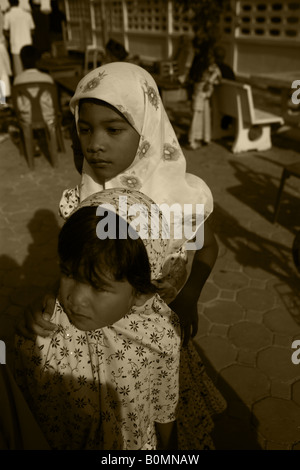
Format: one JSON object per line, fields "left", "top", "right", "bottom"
{"left": 0, "top": 107, "right": 300, "bottom": 450}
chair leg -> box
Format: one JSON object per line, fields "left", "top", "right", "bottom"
{"left": 46, "top": 125, "right": 59, "bottom": 168}
{"left": 21, "top": 124, "right": 35, "bottom": 170}
{"left": 273, "top": 168, "right": 289, "bottom": 223}
{"left": 56, "top": 125, "right": 65, "bottom": 153}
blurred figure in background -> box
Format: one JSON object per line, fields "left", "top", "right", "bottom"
{"left": 13, "top": 44, "right": 54, "bottom": 124}
{"left": 19, "top": 0, "right": 31, "bottom": 11}
{"left": 104, "top": 38, "right": 128, "bottom": 63}
{"left": 0, "top": 7, "right": 11, "bottom": 103}
{"left": 30, "top": 0, "right": 51, "bottom": 56}
{"left": 3, "top": 0, "right": 35, "bottom": 76}
{"left": 0, "top": 0, "right": 10, "bottom": 13}
{"left": 187, "top": 47, "right": 221, "bottom": 149}
{"left": 11, "top": 44, "right": 57, "bottom": 165}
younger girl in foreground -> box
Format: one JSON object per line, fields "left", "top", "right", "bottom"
{"left": 14, "top": 189, "right": 181, "bottom": 450}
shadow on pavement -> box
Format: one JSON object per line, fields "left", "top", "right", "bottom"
{"left": 226, "top": 158, "right": 300, "bottom": 231}
{"left": 193, "top": 341, "right": 261, "bottom": 450}
{"left": 210, "top": 203, "right": 300, "bottom": 323}
{"left": 0, "top": 209, "right": 61, "bottom": 358}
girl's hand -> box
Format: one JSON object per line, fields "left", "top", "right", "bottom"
{"left": 170, "top": 223, "right": 218, "bottom": 346}
{"left": 17, "top": 294, "right": 57, "bottom": 339}
{"left": 169, "top": 290, "right": 198, "bottom": 346}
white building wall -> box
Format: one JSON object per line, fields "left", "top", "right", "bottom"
{"left": 63, "top": 0, "right": 300, "bottom": 75}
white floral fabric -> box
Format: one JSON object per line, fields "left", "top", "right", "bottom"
{"left": 14, "top": 294, "right": 181, "bottom": 450}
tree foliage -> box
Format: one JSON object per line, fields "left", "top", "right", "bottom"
{"left": 174, "top": 0, "right": 229, "bottom": 48}
{"left": 173, "top": 0, "right": 231, "bottom": 80}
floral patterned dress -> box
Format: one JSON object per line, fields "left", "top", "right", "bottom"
{"left": 57, "top": 192, "right": 227, "bottom": 450}
{"left": 14, "top": 294, "right": 181, "bottom": 450}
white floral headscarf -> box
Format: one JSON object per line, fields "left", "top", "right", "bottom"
{"left": 73, "top": 187, "right": 170, "bottom": 280}
{"left": 63, "top": 62, "right": 213, "bottom": 254}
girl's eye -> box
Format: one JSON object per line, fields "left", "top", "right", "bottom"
{"left": 93, "top": 283, "right": 109, "bottom": 293}
{"left": 78, "top": 127, "right": 90, "bottom": 135}
{"left": 107, "top": 127, "right": 123, "bottom": 135}
{"left": 95, "top": 286, "right": 107, "bottom": 293}
{"left": 91, "top": 280, "right": 111, "bottom": 293}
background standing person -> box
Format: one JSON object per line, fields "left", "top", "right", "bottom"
{"left": 0, "top": 7, "right": 11, "bottom": 102}
{"left": 3, "top": 0, "right": 35, "bottom": 76}
{"left": 30, "top": 0, "right": 51, "bottom": 56}
{"left": 187, "top": 47, "right": 221, "bottom": 149}
{"left": 18, "top": 0, "right": 31, "bottom": 11}
{"left": 0, "top": 0, "right": 9, "bottom": 12}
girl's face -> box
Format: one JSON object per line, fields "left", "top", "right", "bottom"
{"left": 78, "top": 101, "right": 140, "bottom": 184}
{"left": 59, "top": 272, "right": 139, "bottom": 331}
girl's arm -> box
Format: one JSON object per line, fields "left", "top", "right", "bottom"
{"left": 169, "top": 221, "right": 218, "bottom": 345}
{"left": 155, "top": 420, "right": 178, "bottom": 450}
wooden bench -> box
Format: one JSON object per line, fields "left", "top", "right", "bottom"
{"left": 212, "top": 79, "right": 284, "bottom": 153}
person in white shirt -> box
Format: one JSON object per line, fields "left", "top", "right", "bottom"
{"left": 12, "top": 44, "right": 57, "bottom": 167}
{"left": 3, "top": 0, "right": 34, "bottom": 76}
{"left": 0, "top": 0, "right": 10, "bottom": 13}
{"left": 13, "top": 44, "right": 54, "bottom": 125}
{"left": 0, "top": 8, "right": 11, "bottom": 101}
{"left": 19, "top": 0, "right": 31, "bottom": 11}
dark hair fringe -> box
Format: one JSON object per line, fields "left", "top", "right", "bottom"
{"left": 58, "top": 206, "right": 157, "bottom": 295}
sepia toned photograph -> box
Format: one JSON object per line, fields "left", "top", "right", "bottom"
{"left": 0, "top": 0, "right": 300, "bottom": 455}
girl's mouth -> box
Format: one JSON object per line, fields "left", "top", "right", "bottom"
{"left": 61, "top": 300, "right": 88, "bottom": 320}
{"left": 68, "top": 307, "right": 89, "bottom": 319}
{"left": 71, "top": 312, "right": 88, "bottom": 319}
{"left": 89, "top": 160, "right": 111, "bottom": 166}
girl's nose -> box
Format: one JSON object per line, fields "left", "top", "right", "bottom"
{"left": 68, "top": 281, "right": 90, "bottom": 309}
{"left": 87, "top": 130, "right": 105, "bottom": 153}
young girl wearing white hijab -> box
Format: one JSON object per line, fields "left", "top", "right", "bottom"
{"left": 21, "top": 62, "right": 226, "bottom": 448}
